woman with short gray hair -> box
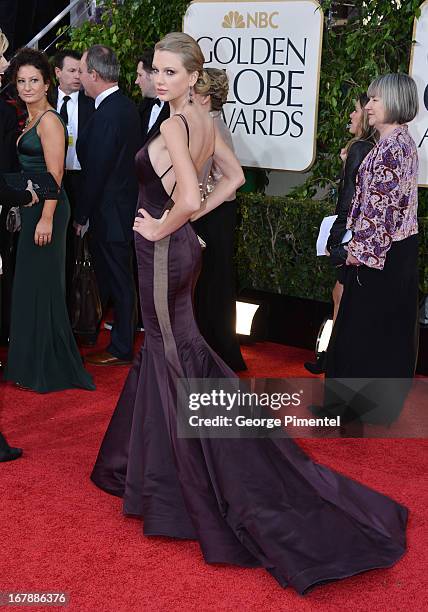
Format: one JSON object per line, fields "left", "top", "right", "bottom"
{"left": 324, "top": 72, "right": 420, "bottom": 428}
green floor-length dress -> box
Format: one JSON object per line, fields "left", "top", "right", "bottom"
{"left": 4, "top": 110, "right": 95, "bottom": 393}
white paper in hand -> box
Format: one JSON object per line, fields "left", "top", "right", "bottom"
{"left": 316, "top": 215, "right": 352, "bottom": 256}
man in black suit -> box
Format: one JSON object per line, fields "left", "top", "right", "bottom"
{"left": 0, "top": 177, "right": 38, "bottom": 463}
{"left": 53, "top": 49, "right": 95, "bottom": 311}
{"left": 0, "top": 53, "right": 20, "bottom": 344}
{"left": 136, "top": 48, "right": 169, "bottom": 146}
{"left": 75, "top": 45, "right": 140, "bottom": 365}
{"left": 0, "top": 98, "right": 17, "bottom": 171}
{"left": 0, "top": 34, "right": 29, "bottom": 462}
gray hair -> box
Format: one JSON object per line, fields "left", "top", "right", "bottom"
{"left": 367, "top": 73, "right": 418, "bottom": 124}
{"left": 86, "top": 44, "right": 120, "bottom": 82}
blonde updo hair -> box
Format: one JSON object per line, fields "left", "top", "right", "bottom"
{"left": 155, "top": 32, "right": 210, "bottom": 95}
{"left": 206, "top": 68, "right": 229, "bottom": 111}
{"left": 0, "top": 28, "right": 10, "bottom": 73}
{"left": 0, "top": 28, "right": 9, "bottom": 56}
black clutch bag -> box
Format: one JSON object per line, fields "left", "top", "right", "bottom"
{"left": 1, "top": 172, "right": 60, "bottom": 199}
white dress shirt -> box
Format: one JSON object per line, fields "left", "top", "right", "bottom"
{"left": 94, "top": 85, "right": 119, "bottom": 109}
{"left": 148, "top": 99, "right": 164, "bottom": 132}
{"left": 57, "top": 88, "right": 81, "bottom": 170}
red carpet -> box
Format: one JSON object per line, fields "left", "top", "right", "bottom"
{"left": 0, "top": 333, "right": 427, "bottom": 611}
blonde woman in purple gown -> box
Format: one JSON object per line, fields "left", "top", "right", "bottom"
{"left": 91, "top": 34, "right": 408, "bottom": 594}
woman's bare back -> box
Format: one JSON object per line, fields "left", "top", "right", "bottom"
{"left": 147, "top": 104, "right": 214, "bottom": 198}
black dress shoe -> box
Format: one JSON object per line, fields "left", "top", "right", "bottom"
{"left": 304, "top": 351, "right": 327, "bottom": 375}
{"left": 76, "top": 334, "right": 98, "bottom": 347}
{"left": 0, "top": 447, "right": 23, "bottom": 462}
{"left": 86, "top": 350, "right": 132, "bottom": 366}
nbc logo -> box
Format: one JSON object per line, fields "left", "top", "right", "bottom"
{"left": 222, "top": 10, "right": 279, "bottom": 29}
{"left": 222, "top": 11, "right": 246, "bottom": 28}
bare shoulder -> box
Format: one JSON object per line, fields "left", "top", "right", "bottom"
{"left": 38, "top": 110, "right": 64, "bottom": 134}
{"left": 160, "top": 114, "right": 188, "bottom": 139}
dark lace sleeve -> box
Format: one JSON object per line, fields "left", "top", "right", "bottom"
{"left": 327, "top": 140, "right": 373, "bottom": 251}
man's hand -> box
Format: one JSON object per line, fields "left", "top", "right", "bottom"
{"left": 73, "top": 221, "right": 84, "bottom": 236}
{"left": 24, "top": 180, "right": 39, "bottom": 206}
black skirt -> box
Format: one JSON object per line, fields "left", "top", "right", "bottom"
{"left": 325, "top": 234, "right": 419, "bottom": 424}
{"left": 192, "top": 199, "right": 246, "bottom": 371}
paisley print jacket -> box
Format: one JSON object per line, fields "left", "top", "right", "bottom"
{"left": 347, "top": 125, "right": 418, "bottom": 270}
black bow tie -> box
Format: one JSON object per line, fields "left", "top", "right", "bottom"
{"left": 153, "top": 98, "right": 161, "bottom": 107}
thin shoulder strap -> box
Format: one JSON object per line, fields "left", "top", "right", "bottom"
{"left": 33, "top": 109, "right": 62, "bottom": 129}
{"left": 175, "top": 113, "right": 190, "bottom": 146}
{"left": 159, "top": 113, "right": 190, "bottom": 181}
{"left": 212, "top": 117, "right": 215, "bottom": 157}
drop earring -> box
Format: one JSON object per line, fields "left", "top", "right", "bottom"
{"left": 188, "top": 85, "right": 194, "bottom": 104}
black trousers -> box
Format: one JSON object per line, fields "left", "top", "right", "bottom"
{"left": 63, "top": 170, "right": 83, "bottom": 311}
{"left": 0, "top": 207, "right": 18, "bottom": 343}
{"left": 89, "top": 235, "right": 137, "bottom": 360}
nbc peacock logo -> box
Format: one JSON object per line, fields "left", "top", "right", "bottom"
{"left": 222, "top": 10, "right": 246, "bottom": 28}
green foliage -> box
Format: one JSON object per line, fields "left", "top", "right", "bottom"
{"left": 59, "top": 0, "right": 190, "bottom": 99}
{"left": 293, "top": 0, "right": 427, "bottom": 212}
{"left": 236, "top": 194, "right": 336, "bottom": 301}
{"left": 236, "top": 194, "right": 428, "bottom": 301}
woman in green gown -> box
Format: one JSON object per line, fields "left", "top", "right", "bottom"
{"left": 3, "top": 48, "right": 94, "bottom": 393}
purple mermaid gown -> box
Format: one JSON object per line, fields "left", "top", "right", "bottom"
{"left": 91, "top": 116, "right": 407, "bottom": 594}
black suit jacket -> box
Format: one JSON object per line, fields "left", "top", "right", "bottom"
{"left": 0, "top": 99, "right": 19, "bottom": 172}
{"left": 75, "top": 90, "right": 141, "bottom": 242}
{"left": 0, "top": 176, "right": 32, "bottom": 207}
{"left": 139, "top": 98, "right": 170, "bottom": 146}
{"left": 53, "top": 88, "right": 95, "bottom": 137}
